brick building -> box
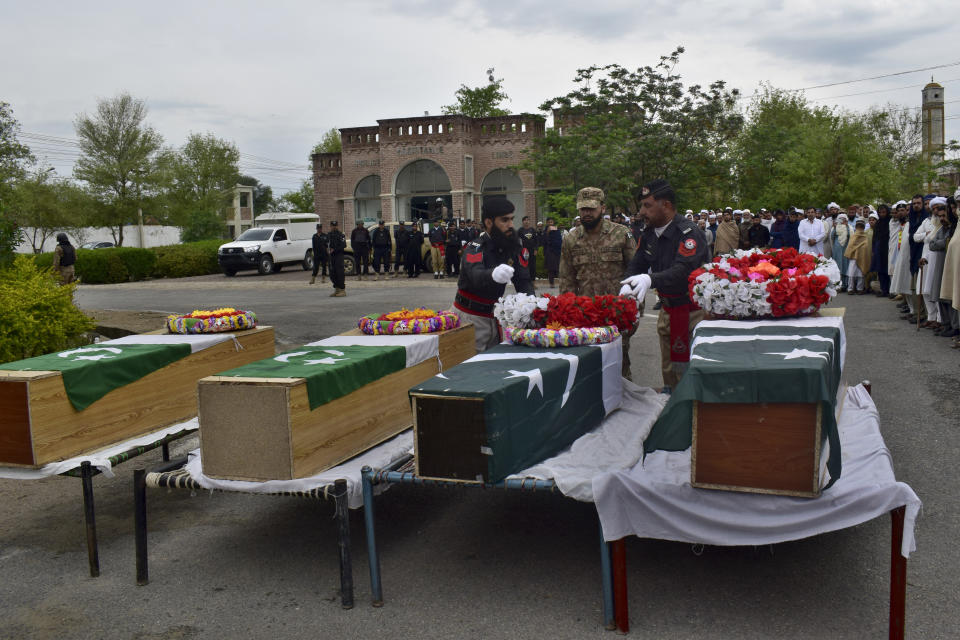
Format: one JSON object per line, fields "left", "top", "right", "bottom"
{"left": 311, "top": 113, "right": 546, "bottom": 228}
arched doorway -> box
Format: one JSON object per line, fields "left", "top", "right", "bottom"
{"left": 394, "top": 159, "right": 452, "bottom": 223}
{"left": 354, "top": 175, "right": 381, "bottom": 223}
{"left": 480, "top": 168, "right": 525, "bottom": 223}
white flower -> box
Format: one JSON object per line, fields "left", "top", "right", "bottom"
{"left": 494, "top": 293, "right": 543, "bottom": 328}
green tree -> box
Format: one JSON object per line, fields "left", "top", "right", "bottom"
{"left": 523, "top": 48, "right": 742, "bottom": 212}
{"left": 277, "top": 179, "right": 314, "bottom": 212}
{"left": 0, "top": 101, "right": 34, "bottom": 216}
{"left": 311, "top": 128, "right": 342, "bottom": 156}
{"left": 734, "top": 87, "right": 920, "bottom": 207}
{"left": 442, "top": 68, "right": 510, "bottom": 118}
{"left": 73, "top": 93, "right": 163, "bottom": 246}
{"left": 158, "top": 132, "right": 241, "bottom": 240}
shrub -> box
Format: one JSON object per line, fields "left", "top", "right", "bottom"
{"left": 152, "top": 240, "right": 221, "bottom": 279}
{"left": 73, "top": 248, "right": 130, "bottom": 284}
{"left": 0, "top": 255, "right": 95, "bottom": 365}
{"left": 112, "top": 247, "right": 157, "bottom": 281}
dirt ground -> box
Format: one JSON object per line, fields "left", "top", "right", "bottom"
{"left": 83, "top": 309, "right": 172, "bottom": 338}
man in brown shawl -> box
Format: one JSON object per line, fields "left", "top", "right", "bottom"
{"left": 714, "top": 210, "right": 741, "bottom": 255}
{"left": 843, "top": 219, "right": 872, "bottom": 294}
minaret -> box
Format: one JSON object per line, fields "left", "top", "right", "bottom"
{"left": 922, "top": 78, "right": 945, "bottom": 163}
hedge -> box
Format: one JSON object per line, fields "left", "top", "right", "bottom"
{"left": 0, "top": 255, "right": 95, "bottom": 365}
{"left": 31, "top": 240, "right": 222, "bottom": 283}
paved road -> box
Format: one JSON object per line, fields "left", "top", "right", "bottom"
{"left": 1, "top": 273, "right": 957, "bottom": 639}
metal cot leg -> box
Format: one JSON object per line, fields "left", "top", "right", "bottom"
{"left": 612, "top": 538, "right": 628, "bottom": 633}
{"left": 598, "top": 519, "right": 615, "bottom": 630}
{"left": 80, "top": 461, "right": 100, "bottom": 577}
{"left": 161, "top": 442, "right": 170, "bottom": 462}
{"left": 134, "top": 469, "right": 148, "bottom": 586}
{"left": 333, "top": 478, "right": 354, "bottom": 609}
{"left": 889, "top": 506, "right": 907, "bottom": 640}
{"left": 361, "top": 467, "right": 383, "bottom": 607}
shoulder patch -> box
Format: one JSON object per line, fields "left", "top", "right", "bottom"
{"left": 465, "top": 252, "right": 483, "bottom": 264}
{"left": 678, "top": 237, "right": 698, "bottom": 257}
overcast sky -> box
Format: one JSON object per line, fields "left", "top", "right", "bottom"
{"left": 2, "top": 0, "right": 957, "bottom": 194}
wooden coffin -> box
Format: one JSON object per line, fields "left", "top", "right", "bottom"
{"left": 198, "top": 323, "right": 475, "bottom": 481}
{"left": 0, "top": 327, "right": 275, "bottom": 467}
{"left": 412, "top": 341, "right": 620, "bottom": 484}
{"left": 691, "top": 401, "right": 829, "bottom": 498}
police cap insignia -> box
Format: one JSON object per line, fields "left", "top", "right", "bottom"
{"left": 641, "top": 187, "right": 650, "bottom": 197}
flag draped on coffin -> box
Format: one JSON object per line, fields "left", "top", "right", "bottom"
{"left": 217, "top": 344, "right": 407, "bottom": 410}
{"left": 2, "top": 343, "right": 192, "bottom": 411}
{"left": 645, "top": 316, "right": 846, "bottom": 487}
{"left": 411, "top": 341, "right": 620, "bottom": 483}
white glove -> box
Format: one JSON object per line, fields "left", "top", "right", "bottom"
{"left": 491, "top": 263, "right": 515, "bottom": 284}
{"left": 620, "top": 274, "right": 651, "bottom": 300}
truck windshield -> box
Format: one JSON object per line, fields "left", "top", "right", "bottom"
{"left": 236, "top": 229, "right": 273, "bottom": 241}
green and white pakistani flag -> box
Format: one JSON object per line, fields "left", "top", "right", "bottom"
{"left": 412, "top": 342, "right": 619, "bottom": 483}
{"left": 645, "top": 316, "right": 846, "bottom": 487}
{"left": 2, "top": 343, "right": 193, "bottom": 411}
{"left": 217, "top": 344, "right": 407, "bottom": 410}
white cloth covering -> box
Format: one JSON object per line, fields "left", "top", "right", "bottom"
{"left": 307, "top": 334, "right": 439, "bottom": 369}
{"left": 507, "top": 380, "right": 667, "bottom": 501}
{"left": 592, "top": 385, "right": 921, "bottom": 558}
{"left": 105, "top": 332, "right": 241, "bottom": 353}
{"left": 0, "top": 419, "right": 198, "bottom": 480}
{"left": 184, "top": 431, "right": 414, "bottom": 509}
{"left": 182, "top": 374, "right": 660, "bottom": 508}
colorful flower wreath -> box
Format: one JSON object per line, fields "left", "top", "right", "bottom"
{"left": 167, "top": 308, "right": 258, "bottom": 334}
{"left": 358, "top": 308, "right": 460, "bottom": 335}
{"left": 688, "top": 248, "right": 841, "bottom": 319}
{"left": 494, "top": 292, "right": 637, "bottom": 347}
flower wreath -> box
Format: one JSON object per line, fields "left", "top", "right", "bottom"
{"left": 494, "top": 292, "right": 638, "bottom": 347}
{"left": 167, "top": 308, "right": 258, "bottom": 334}
{"left": 688, "top": 248, "right": 841, "bottom": 319}
{"left": 358, "top": 308, "right": 460, "bottom": 335}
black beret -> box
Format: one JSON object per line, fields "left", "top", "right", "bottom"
{"left": 640, "top": 179, "right": 672, "bottom": 199}
{"left": 482, "top": 198, "right": 515, "bottom": 220}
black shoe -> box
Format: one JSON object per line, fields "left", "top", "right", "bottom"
{"left": 939, "top": 328, "right": 959, "bottom": 338}
{"left": 652, "top": 301, "right": 662, "bottom": 310}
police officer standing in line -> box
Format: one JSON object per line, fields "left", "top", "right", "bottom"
{"left": 444, "top": 220, "right": 461, "bottom": 276}
{"left": 309, "top": 223, "right": 328, "bottom": 284}
{"left": 327, "top": 220, "right": 347, "bottom": 297}
{"left": 620, "top": 180, "right": 707, "bottom": 389}
{"left": 405, "top": 222, "right": 424, "bottom": 278}
{"left": 558, "top": 187, "right": 638, "bottom": 380}
{"left": 393, "top": 221, "right": 410, "bottom": 277}
{"left": 351, "top": 220, "right": 371, "bottom": 281}
{"left": 429, "top": 221, "right": 446, "bottom": 279}
{"left": 371, "top": 219, "right": 392, "bottom": 280}
{"left": 452, "top": 198, "right": 535, "bottom": 352}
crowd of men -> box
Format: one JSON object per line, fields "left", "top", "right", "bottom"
{"left": 669, "top": 195, "right": 960, "bottom": 344}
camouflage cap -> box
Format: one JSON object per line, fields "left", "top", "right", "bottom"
{"left": 576, "top": 187, "right": 605, "bottom": 209}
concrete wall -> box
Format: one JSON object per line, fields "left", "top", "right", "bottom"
{"left": 16, "top": 225, "right": 182, "bottom": 254}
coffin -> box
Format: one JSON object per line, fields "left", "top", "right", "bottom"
{"left": 198, "top": 324, "right": 475, "bottom": 481}
{"left": 411, "top": 339, "right": 623, "bottom": 484}
{"left": 646, "top": 310, "right": 846, "bottom": 497}
{"left": 0, "top": 327, "right": 275, "bottom": 467}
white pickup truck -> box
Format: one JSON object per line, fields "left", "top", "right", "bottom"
{"left": 217, "top": 213, "right": 317, "bottom": 276}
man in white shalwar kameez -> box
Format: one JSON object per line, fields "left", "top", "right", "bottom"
{"left": 915, "top": 197, "right": 946, "bottom": 325}
{"left": 798, "top": 208, "right": 825, "bottom": 255}
{"left": 889, "top": 202, "right": 916, "bottom": 316}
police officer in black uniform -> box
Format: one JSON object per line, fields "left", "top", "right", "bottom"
{"left": 453, "top": 198, "right": 535, "bottom": 352}
{"left": 518, "top": 215, "right": 539, "bottom": 283}
{"left": 328, "top": 220, "right": 347, "bottom": 297}
{"left": 393, "top": 221, "right": 410, "bottom": 277}
{"left": 444, "top": 220, "right": 461, "bottom": 276}
{"left": 309, "top": 223, "right": 328, "bottom": 284}
{"left": 621, "top": 180, "right": 708, "bottom": 388}
{"left": 405, "top": 222, "right": 424, "bottom": 278}
{"left": 371, "top": 219, "right": 392, "bottom": 280}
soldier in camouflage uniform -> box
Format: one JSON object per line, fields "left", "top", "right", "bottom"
{"left": 558, "top": 187, "right": 639, "bottom": 380}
